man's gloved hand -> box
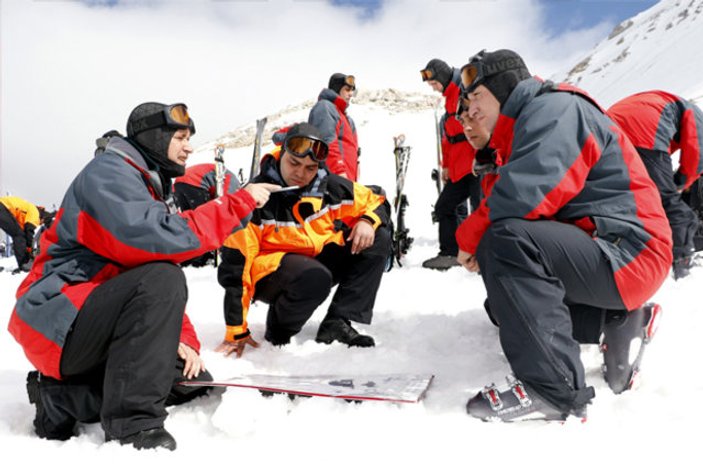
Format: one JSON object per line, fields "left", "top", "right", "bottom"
{"left": 473, "top": 147, "right": 498, "bottom": 176}
{"left": 674, "top": 169, "right": 687, "bottom": 191}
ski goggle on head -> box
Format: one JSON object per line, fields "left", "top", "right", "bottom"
{"left": 455, "top": 94, "right": 470, "bottom": 121}
{"left": 284, "top": 136, "right": 329, "bottom": 162}
{"left": 460, "top": 51, "right": 489, "bottom": 93}
{"left": 342, "top": 75, "right": 356, "bottom": 91}
{"left": 130, "top": 103, "right": 196, "bottom": 136}
{"left": 420, "top": 68, "right": 435, "bottom": 82}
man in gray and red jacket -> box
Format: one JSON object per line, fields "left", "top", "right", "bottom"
{"left": 8, "top": 102, "right": 276, "bottom": 450}
{"left": 309, "top": 73, "right": 359, "bottom": 180}
{"left": 456, "top": 50, "right": 672, "bottom": 422}
{"left": 608, "top": 90, "right": 703, "bottom": 279}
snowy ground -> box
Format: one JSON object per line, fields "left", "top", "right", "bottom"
{"left": 2, "top": 102, "right": 702, "bottom": 463}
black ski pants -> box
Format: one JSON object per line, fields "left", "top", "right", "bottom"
{"left": 53, "top": 262, "right": 211, "bottom": 439}
{"left": 476, "top": 219, "right": 629, "bottom": 412}
{"left": 0, "top": 202, "right": 32, "bottom": 267}
{"left": 435, "top": 173, "right": 481, "bottom": 256}
{"left": 639, "top": 148, "right": 698, "bottom": 260}
{"left": 256, "top": 224, "right": 392, "bottom": 338}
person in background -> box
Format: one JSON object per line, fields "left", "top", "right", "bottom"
{"left": 309, "top": 73, "right": 360, "bottom": 180}
{"left": 608, "top": 90, "right": 703, "bottom": 279}
{"left": 8, "top": 102, "right": 277, "bottom": 450}
{"left": 217, "top": 123, "right": 391, "bottom": 357}
{"left": 456, "top": 50, "right": 671, "bottom": 422}
{"left": 174, "top": 162, "right": 242, "bottom": 267}
{"left": 420, "top": 59, "right": 481, "bottom": 270}
{"left": 0, "top": 195, "right": 47, "bottom": 272}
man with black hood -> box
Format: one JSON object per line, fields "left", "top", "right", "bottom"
{"left": 309, "top": 73, "right": 360, "bottom": 180}
{"left": 216, "top": 122, "right": 391, "bottom": 356}
{"left": 420, "top": 58, "right": 481, "bottom": 270}
{"left": 8, "top": 102, "right": 277, "bottom": 450}
{"left": 455, "top": 50, "right": 672, "bottom": 422}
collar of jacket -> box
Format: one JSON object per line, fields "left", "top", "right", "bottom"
{"left": 443, "top": 68, "right": 461, "bottom": 98}
{"left": 488, "top": 77, "right": 546, "bottom": 160}
{"left": 103, "top": 137, "right": 168, "bottom": 201}
{"left": 319, "top": 88, "right": 349, "bottom": 113}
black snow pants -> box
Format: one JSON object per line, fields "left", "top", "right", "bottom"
{"left": 476, "top": 219, "right": 630, "bottom": 412}
{"left": 639, "top": 148, "right": 698, "bottom": 260}
{"left": 255, "top": 224, "right": 392, "bottom": 338}
{"left": 435, "top": 173, "right": 481, "bottom": 256}
{"left": 46, "top": 263, "right": 212, "bottom": 439}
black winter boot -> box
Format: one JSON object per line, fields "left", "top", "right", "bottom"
{"left": 26, "top": 371, "right": 76, "bottom": 440}
{"left": 107, "top": 427, "right": 176, "bottom": 451}
{"left": 315, "top": 318, "right": 375, "bottom": 347}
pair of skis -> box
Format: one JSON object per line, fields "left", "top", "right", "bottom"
{"left": 392, "top": 135, "right": 413, "bottom": 267}
{"left": 211, "top": 117, "right": 268, "bottom": 266}
{"left": 212, "top": 117, "right": 268, "bottom": 196}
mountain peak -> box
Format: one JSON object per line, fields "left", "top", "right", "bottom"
{"left": 558, "top": 0, "right": 703, "bottom": 107}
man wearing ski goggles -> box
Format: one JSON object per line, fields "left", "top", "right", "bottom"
{"left": 460, "top": 49, "right": 530, "bottom": 108}
{"left": 308, "top": 72, "right": 360, "bottom": 180}
{"left": 128, "top": 103, "right": 196, "bottom": 136}
{"left": 284, "top": 134, "right": 329, "bottom": 163}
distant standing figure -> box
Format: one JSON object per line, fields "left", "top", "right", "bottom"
{"left": 309, "top": 73, "right": 360, "bottom": 180}
{"left": 420, "top": 59, "right": 481, "bottom": 270}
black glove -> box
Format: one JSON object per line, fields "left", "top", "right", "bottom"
{"left": 473, "top": 147, "right": 497, "bottom": 176}
{"left": 673, "top": 169, "right": 687, "bottom": 190}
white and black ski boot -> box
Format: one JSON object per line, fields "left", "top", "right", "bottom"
{"left": 466, "top": 376, "right": 587, "bottom": 422}
{"left": 600, "top": 302, "right": 662, "bottom": 394}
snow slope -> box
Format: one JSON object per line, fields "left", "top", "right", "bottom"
{"left": 556, "top": 0, "right": 703, "bottom": 106}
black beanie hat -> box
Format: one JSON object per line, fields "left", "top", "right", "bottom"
{"left": 469, "top": 50, "right": 531, "bottom": 107}
{"left": 126, "top": 102, "right": 195, "bottom": 177}
{"left": 328, "top": 73, "right": 355, "bottom": 94}
{"left": 421, "top": 58, "right": 453, "bottom": 90}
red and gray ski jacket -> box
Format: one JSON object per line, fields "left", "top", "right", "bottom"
{"left": 174, "top": 162, "right": 239, "bottom": 198}
{"left": 456, "top": 78, "right": 672, "bottom": 310}
{"left": 8, "top": 138, "right": 256, "bottom": 379}
{"left": 441, "top": 70, "right": 475, "bottom": 183}
{"left": 607, "top": 90, "right": 703, "bottom": 190}
{"left": 309, "top": 89, "right": 359, "bottom": 181}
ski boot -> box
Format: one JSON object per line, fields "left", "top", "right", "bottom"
{"left": 421, "top": 254, "right": 460, "bottom": 270}
{"left": 600, "top": 302, "right": 662, "bottom": 394}
{"left": 466, "top": 375, "right": 587, "bottom": 422}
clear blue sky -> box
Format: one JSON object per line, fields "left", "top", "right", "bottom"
{"left": 334, "top": 0, "right": 660, "bottom": 34}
